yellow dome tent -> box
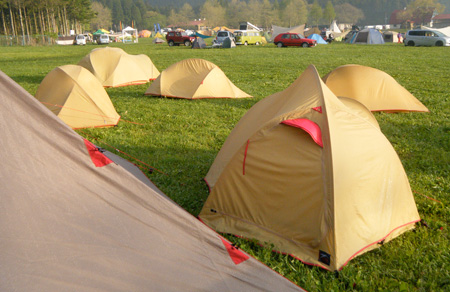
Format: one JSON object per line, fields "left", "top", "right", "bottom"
{"left": 199, "top": 65, "right": 420, "bottom": 271}
{"left": 145, "top": 58, "right": 252, "bottom": 99}
{"left": 78, "top": 47, "right": 160, "bottom": 87}
{"left": 323, "top": 64, "right": 429, "bottom": 112}
{"left": 35, "top": 65, "right": 120, "bottom": 129}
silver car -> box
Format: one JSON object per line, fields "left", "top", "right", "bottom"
{"left": 404, "top": 29, "right": 450, "bottom": 46}
{"left": 213, "top": 31, "right": 235, "bottom": 45}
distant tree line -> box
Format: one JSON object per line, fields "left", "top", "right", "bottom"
{"left": 0, "top": 0, "right": 445, "bottom": 39}
{"left": 0, "top": 0, "right": 94, "bottom": 38}
{"left": 91, "top": 0, "right": 445, "bottom": 31}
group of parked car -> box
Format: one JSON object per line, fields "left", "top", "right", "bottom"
{"left": 165, "top": 29, "right": 318, "bottom": 48}
{"left": 77, "top": 27, "right": 450, "bottom": 48}
{"left": 73, "top": 34, "right": 110, "bottom": 45}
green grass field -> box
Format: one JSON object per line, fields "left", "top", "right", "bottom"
{"left": 0, "top": 39, "right": 448, "bottom": 291}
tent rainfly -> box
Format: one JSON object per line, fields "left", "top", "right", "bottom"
{"left": 308, "top": 33, "right": 327, "bottom": 44}
{"left": 139, "top": 30, "right": 152, "bottom": 38}
{"left": 222, "top": 37, "right": 236, "bottom": 48}
{"left": 78, "top": 47, "right": 159, "bottom": 87}
{"left": 0, "top": 69, "right": 304, "bottom": 292}
{"left": 35, "top": 65, "right": 120, "bottom": 129}
{"left": 145, "top": 58, "right": 251, "bottom": 99}
{"left": 348, "top": 28, "right": 385, "bottom": 44}
{"left": 322, "top": 64, "right": 429, "bottom": 112}
{"left": 271, "top": 24, "right": 305, "bottom": 41}
{"left": 199, "top": 65, "right": 420, "bottom": 271}
{"left": 153, "top": 37, "right": 166, "bottom": 44}
{"left": 191, "top": 37, "right": 207, "bottom": 49}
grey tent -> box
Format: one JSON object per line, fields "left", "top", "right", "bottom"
{"left": 0, "top": 70, "right": 304, "bottom": 292}
{"left": 222, "top": 37, "right": 236, "bottom": 48}
{"left": 192, "top": 37, "right": 206, "bottom": 49}
{"left": 349, "top": 28, "right": 385, "bottom": 44}
{"left": 153, "top": 37, "right": 166, "bottom": 44}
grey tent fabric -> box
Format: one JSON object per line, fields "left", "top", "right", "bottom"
{"left": 192, "top": 37, "right": 207, "bottom": 49}
{"left": 0, "top": 70, "right": 304, "bottom": 292}
{"left": 153, "top": 37, "right": 166, "bottom": 43}
{"left": 222, "top": 37, "right": 236, "bottom": 48}
{"left": 350, "top": 28, "right": 385, "bottom": 44}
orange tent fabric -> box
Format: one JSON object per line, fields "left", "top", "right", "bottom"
{"left": 78, "top": 47, "right": 159, "bottom": 87}
{"left": 35, "top": 65, "right": 120, "bottom": 129}
{"left": 200, "top": 65, "right": 420, "bottom": 271}
{"left": 322, "top": 64, "right": 429, "bottom": 112}
{"left": 145, "top": 58, "right": 252, "bottom": 99}
{"left": 139, "top": 29, "right": 152, "bottom": 38}
{"left": 0, "top": 70, "right": 304, "bottom": 292}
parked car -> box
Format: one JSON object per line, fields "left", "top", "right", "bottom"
{"left": 96, "top": 34, "right": 110, "bottom": 45}
{"left": 404, "top": 29, "right": 450, "bottom": 46}
{"left": 73, "top": 34, "right": 86, "bottom": 45}
{"left": 166, "top": 31, "right": 196, "bottom": 46}
{"left": 234, "top": 30, "right": 262, "bottom": 45}
{"left": 214, "top": 30, "right": 235, "bottom": 45}
{"left": 273, "top": 33, "right": 317, "bottom": 48}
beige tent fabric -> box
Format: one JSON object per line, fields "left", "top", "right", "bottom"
{"left": 200, "top": 65, "right": 420, "bottom": 271}
{"left": 323, "top": 64, "right": 429, "bottom": 112}
{"left": 145, "top": 58, "right": 252, "bottom": 99}
{"left": 35, "top": 65, "right": 120, "bottom": 129}
{"left": 78, "top": 47, "right": 159, "bottom": 87}
{"left": 271, "top": 24, "right": 305, "bottom": 40}
{"left": 0, "top": 70, "right": 303, "bottom": 292}
{"left": 422, "top": 25, "right": 450, "bottom": 37}
{"left": 337, "top": 96, "right": 379, "bottom": 129}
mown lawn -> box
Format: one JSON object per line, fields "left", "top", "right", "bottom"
{"left": 0, "top": 38, "right": 448, "bottom": 291}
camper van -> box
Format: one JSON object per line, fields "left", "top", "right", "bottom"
{"left": 234, "top": 30, "right": 263, "bottom": 45}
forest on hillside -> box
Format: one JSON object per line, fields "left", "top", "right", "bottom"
{"left": 0, "top": 0, "right": 446, "bottom": 39}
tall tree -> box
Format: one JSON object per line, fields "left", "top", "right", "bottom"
{"left": 200, "top": 0, "right": 226, "bottom": 27}
{"left": 308, "top": 0, "right": 323, "bottom": 26}
{"left": 323, "top": 1, "right": 336, "bottom": 24}
{"left": 259, "top": 0, "right": 279, "bottom": 29}
{"left": 282, "top": 0, "right": 308, "bottom": 27}
{"left": 334, "top": 3, "right": 364, "bottom": 24}
{"left": 91, "top": 1, "right": 112, "bottom": 30}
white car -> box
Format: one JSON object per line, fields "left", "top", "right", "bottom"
{"left": 404, "top": 29, "right": 450, "bottom": 46}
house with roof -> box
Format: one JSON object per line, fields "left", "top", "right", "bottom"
{"left": 389, "top": 8, "right": 436, "bottom": 29}
{"left": 432, "top": 14, "right": 450, "bottom": 28}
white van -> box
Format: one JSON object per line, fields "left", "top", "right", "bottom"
{"left": 404, "top": 29, "right": 450, "bottom": 46}
{"left": 97, "top": 34, "right": 110, "bottom": 45}
{"left": 74, "top": 34, "right": 86, "bottom": 45}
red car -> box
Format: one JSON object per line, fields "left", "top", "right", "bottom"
{"left": 274, "top": 33, "right": 317, "bottom": 48}
{"left": 166, "top": 31, "right": 196, "bottom": 46}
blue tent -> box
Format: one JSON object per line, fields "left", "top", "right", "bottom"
{"left": 308, "top": 33, "right": 327, "bottom": 44}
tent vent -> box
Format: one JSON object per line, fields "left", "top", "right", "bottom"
{"left": 221, "top": 238, "right": 249, "bottom": 265}
{"left": 84, "top": 139, "right": 113, "bottom": 167}
{"left": 318, "top": 250, "right": 331, "bottom": 266}
{"left": 312, "top": 106, "right": 322, "bottom": 113}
